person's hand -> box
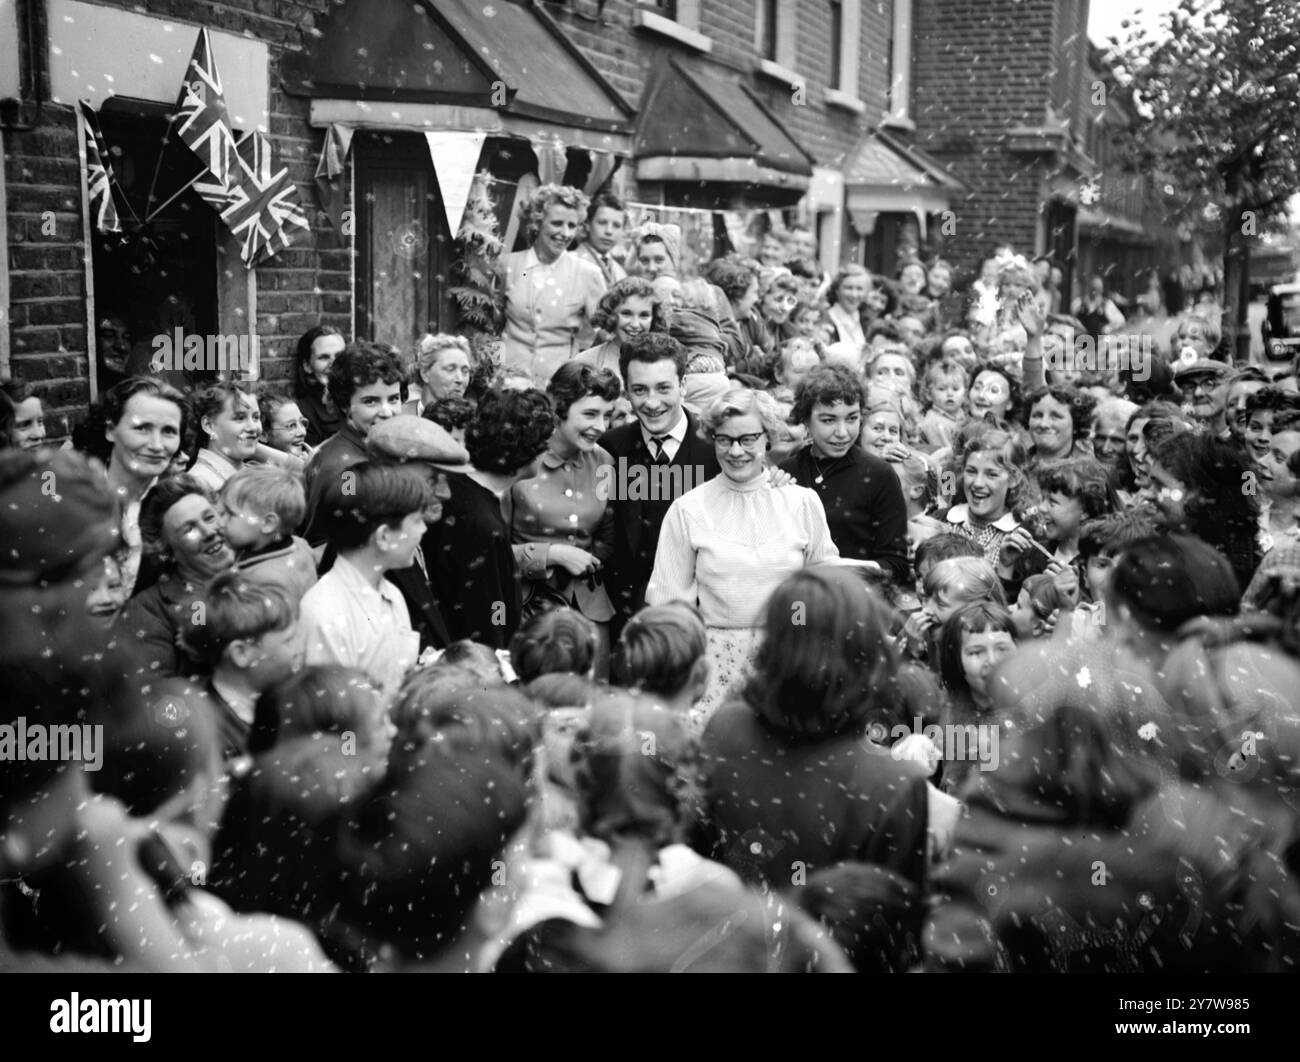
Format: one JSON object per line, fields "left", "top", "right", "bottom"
{"left": 875, "top": 441, "right": 912, "bottom": 464}
{"left": 765, "top": 466, "right": 795, "bottom": 488}
{"left": 549, "top": 544, "right": 601, "bottom": 577}
{"left": 1013, "top": 289, "right": 1045, "bottom": 339}
{"left": 901, "top": 609, "right": 939, "bottom": 656}
{"left": 892, "top": 733, "right": 942, "bottom": 776}
{"left": 1050, "top": 565, "right": 1080, "bottom": 607}
{"left": 996, "top": 527, "right": 1039, "bottom": 573}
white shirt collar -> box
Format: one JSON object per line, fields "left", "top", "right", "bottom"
{"left": 332, "top": 552, "right": 402, "bottom": 606}
{"left": 946, "top": 504, "right": 1019, "bottom": 532}
{"left": 640, "top": 409, "right": 688, "bottom": 449}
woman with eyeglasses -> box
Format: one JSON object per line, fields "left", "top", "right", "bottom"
{"left": 646, "top": 387, "right": 838, "bottom": 729}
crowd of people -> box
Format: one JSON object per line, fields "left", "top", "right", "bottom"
{"left": 2, "top": 182, "right": 1300, "bottom": 972}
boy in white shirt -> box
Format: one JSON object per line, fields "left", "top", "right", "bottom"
{"left": 299, "top": 461, "right": 434, "bottom": 703}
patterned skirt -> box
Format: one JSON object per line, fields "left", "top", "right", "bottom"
{"left": 691, "top": 627, "right": 762, "bottom": 735}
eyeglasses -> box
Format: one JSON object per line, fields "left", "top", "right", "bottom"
{"left": 713, "top": 431, "right": 767, "bottom": 450}
{"left": 772, "top": 294, "right": 799, "bottom": 307}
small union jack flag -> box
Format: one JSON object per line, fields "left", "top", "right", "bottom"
{"left": 222, "top": 132, "right": 310, "bottom": 267}
{"left": 174, "top": 28, "right": 240, "bottom": 214}
{"left": 77, "top": 100, "right": 121, "bottom": 234}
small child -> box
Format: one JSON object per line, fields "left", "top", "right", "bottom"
{"left": 424, "top": 396, "right": 476, "bottom": 448}
{"left": 918, "top": 359, "right": 968, "bottom": 453}
{"left": 899, "top": 555, "right": 1005, "bottom": 666}
{"left": 221, "top": 466, "right": 318, "bottom": 606}
{"left": 1009, "top": 572, "right": 1070, "bottom": 640}
{"left": 510, "top": 607, "right": 600, "bottom": 686}
{"left": 935, "top": 601, "right": 1017, "bottom": 794}
{"left": 613, "top": 601, "right": 710, "bottom": 720}
{"left": 259, "top": 392, "right": 315, "bottom": 462}
{"left": 896, "top": 455, "right": 947, "bottom": 560}
{"left": 176, "top": 571, "right": 305, "bottom": 760}
{"left": 1030, "top": 457, "right": 1118, "bottom": 567}
{"left": 1071, "top": 509, "right": 1158, "bottom": 642}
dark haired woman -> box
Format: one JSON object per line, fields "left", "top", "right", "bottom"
{"left": 293, "top": 325, "right": 346, "bottom": 446}
{"left": 188, "top": 380, "right": 261, "bottom": 493}
{"left": 511, "top": 362, "right": 621, "bottom": 676}
{"left": 1022, "top": 384, "right": 1095, "bottom": 468}
{"left": 116, "top": 475, "right": 235, "bottom": 676}
{"left": 783, "top": 364, "right": 911, "bottom": 585}
{"left": 575, "top": 277, "right": 668, "bottom": 384}
{"left": 699, "top": 566, "right": 932, "bottom": 891}
{"left": 425, "top": 388, "right": 556, "bottom": 649}
{"left": 1148, "top": 431, "right": 1263, "bottom": 589}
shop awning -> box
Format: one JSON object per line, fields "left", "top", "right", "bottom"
{"left": 633, "top": 58, "right": 814, "bottom": 197}
{"left": 282, "top": 0, "right": 634, "bottom": 151}
{"left": 841, "top": 130, "right": 963, "bottom": 218}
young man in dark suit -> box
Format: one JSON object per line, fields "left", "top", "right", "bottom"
{"left": 599, "top": 333, "right": 721, "bottom": 636}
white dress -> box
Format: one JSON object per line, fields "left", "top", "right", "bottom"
{"left": 646, "top": 473, "right": 839, "bottom": 729}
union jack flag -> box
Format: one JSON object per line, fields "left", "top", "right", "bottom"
{"left": 222, "top": 132, "right": 310, "bottom": 267}
{"left": 174, "top": 28, "right": 240, "bottom": 213}
{"left": 77, "top": 100, "right": 121, "bottom": 233}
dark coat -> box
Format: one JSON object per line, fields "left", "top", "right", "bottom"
{"left": 924, "top": 726, "right": 1300, "bottom": 972}
{"left": 598, "top": 412, "right": 721, "bottom": 627}
{"left": 699, "top": 699, "right": 931, "bottom": 891}
{"left": 117, "top": 571, "right": 206, "bottom": 678}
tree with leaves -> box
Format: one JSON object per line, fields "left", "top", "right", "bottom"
{"left": 449, "top": 171, "right": 506, "bottom": 384}
{"left": 1106, "top": 0, "right": 1300, "bottom": 360}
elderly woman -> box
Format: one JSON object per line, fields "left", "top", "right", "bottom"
{"left": 498, "top": 184, "right": 607, "bottom": 386}
{"left": 646, "top": 387, "right": 838, "bottom": 726}
{"left": 116, "top": 475, "right": 235, "bottom": 676}
{"left": 574, "top": 277, "right": 668, "bottom": 384}
{"left": 404, "top": 333, "right": 472, "bottom": 417}
{"left": 511, "top": 362, "right": 622, "bottom": 677}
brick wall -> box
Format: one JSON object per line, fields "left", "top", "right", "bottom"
{"left": 4, "top": 0, "right": 341, "bottom": 434}
{"left": 910, "top": 0, "right": 1068, "bottom": 279}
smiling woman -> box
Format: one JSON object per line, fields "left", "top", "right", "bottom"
{"left": 189, "top": 382, "right": 262, "bottom": 494}
{"left": 117, "top": 476, "right": 235, "bottom": 677}
{"left": 498, "top": 184, "right": 607, "bottom": 386}
{"left": 647, "top": 387, "right": 839, "bottom": 727}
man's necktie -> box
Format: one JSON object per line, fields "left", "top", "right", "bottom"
{"left": 651, "top": 435, "right": 670, "bottom": 464}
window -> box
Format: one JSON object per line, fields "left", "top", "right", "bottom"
{"left": 756, "top": 0, "right": 778, "bottom": 61}
{"left": 886, "top": 0, "right": 912, "bottom": 124}
{"left": 646, "top": 0, "right": 678, "bottom": 18}
{"left": 634, "top": 0, "right": 709, "bottom": 52}
{"left": 829, "top": 0, "right": 843, "bottom": 89}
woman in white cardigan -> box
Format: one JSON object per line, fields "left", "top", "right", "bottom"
{"left": 646, "top": 387, "right": 838, "bottom": 729}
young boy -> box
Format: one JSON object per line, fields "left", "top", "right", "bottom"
{"left": 221, "top": 466, "right": 318, "bottom": 605}
{"left": 917, "top": 359, "right": 968, "bottom": 453}
{"left": 613, "top": 601, "right": 710, "bottom": 719}
{"left": 172, "top": 571, "right": 305, "bottom": 761}
{"left": 1073, "top": 509, "right": 1157, "bottom": 637}
{"left": 298, "top": 461, "right": 434, "bottom": 703}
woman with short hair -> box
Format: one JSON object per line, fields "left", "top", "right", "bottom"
{"left": 292, "top": 325, "right": 346, "bottom": 446}
{"left": 498, "top": 184, "right": 607, "bottom": 385}
{"left": 646, "top": 387, "right": 838, "bottom": 726}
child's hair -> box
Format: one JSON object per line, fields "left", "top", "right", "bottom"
{"left": 1020, "top": 572, "right": 1068, "bottom": 621}
{"left": 249, "top": 665, "right": 384, "bottom": 755}
{"left": 509, "top": 607, "right": 599, "bottom": 684}
{"left": 1076, "top": 508, "right": 1158, "bottom": 563}
{"left": 914, "top": 533, "right": 984, "bottom": 575}
{"left": 221, "top": 465, "right": 308, "bottom": 532}
{"left": 613, "top": 601, "right": 708, "bottom": 697}
{"left": 423, "top": 396, "right": 476, "bottom": 435}
{"left": 1035, "top": 456, "right": 1120, "bottom": 520}
{"left": 319, "top": 460, "right": 434, "bottom": 551}
{"left": 257, "top": 390, "right": 296, "bottom": 431}
{"left": 922, "top": 359, "right": 968, "bottom": 406}
{"left": 440, "top": 639, "right": 508, "bottom": 680}
{"left": 922, "top": 556, "right": 1007, "bottom": 609}
{"left": 896, "top": 454, "right": 938, "bottom": 510}
{"left": 936, "top": 601, "right": 1016, "bottom": 697}
{"left": 184, "top": 570, "right": 296, "bottom": 669}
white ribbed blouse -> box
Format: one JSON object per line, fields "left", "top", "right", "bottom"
{"left": 646, "top": 474, "right": 839, "bottom": 628}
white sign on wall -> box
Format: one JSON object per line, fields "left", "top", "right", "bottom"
{"left": 48, "top": 0, "right": 269, "bottom": 131}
